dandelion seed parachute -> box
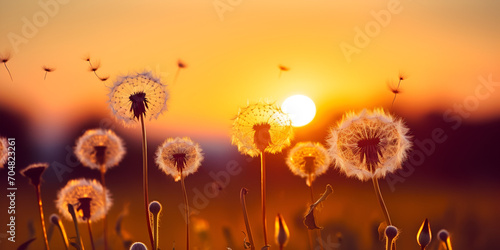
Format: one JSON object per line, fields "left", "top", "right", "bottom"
{"left": 56, "top": 178, "right": 112, "bottom": 223}
{"left": 75, "top": 128, "right": 126, "bottom": 171}
{"left": 327, "top": 109, "right": 411, "bottom": 181}
{"left": 231, "top": 101, "right": 293, "bottom": 157}
{"left": 155, "top": 137, "right": 204, "bottom": 181}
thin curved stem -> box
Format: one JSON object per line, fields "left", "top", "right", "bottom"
{"left": 35, "top": 185, "right": 50, "bottom": 250}
{"left": 140, "top": 114, "right": 155, "bottom": 248}
{"left": 87, "top": 220, "right": 95, "bottom": 250}
{"left": 180, "top": 171, "right": 190, "bottom": 250}
{"left": 100, "top": 167, "right": 108, "bottom": 250}
{"left": 4, "top": 63, "right": 13, "bottom": 81}
{"left": 68, "top": 204, "right": 85, "bottom": 250}
{"left": 55, "top": 219, "right": 69, "bottom": 250}
{"left": 372, "top": 176, "right": 396, "bottom": 249}
{"left": 309, "top": 182, "right": 324, "bottom": 250}
{"left": 152, "top": 212, "right": 159, "bottom": 250}
{"left": 260, "top": 152, "right": 269, "bottom": 246}
{"left": 240, "top": 188, "right": 255, "bottom": 250}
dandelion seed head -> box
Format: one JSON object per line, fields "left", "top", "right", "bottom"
{"left": 155, "top": 137, "right": 203, "bottom": 181}
{"left": 286, "top": 142, "right": 331, "bottom": 186}
{"left": 75, "top": 128, "right": 126, "bottom": 171}
{"left": 0, "top": 137, "right": 7, "bottom": 167}
{"left": 108, "top": 71, "right": 168, "bottom": 126}
{"left": 385, "top": 225, "right": 399, "bottom": 240}
{"left": 327, "top": 109, "right": 411, "bottom": 181}
{"left": 20, "top": 163, "right": 49, "bottom": 186}
{"left": 56, "top": 178, "right": 112, "bottom": 223}
{"left": 231, "top": 101, "right": 294, "bottom": 157}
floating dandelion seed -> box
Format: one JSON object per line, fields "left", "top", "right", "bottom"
{"left": 156, "top": 137, "right": 203, "bottom": 250}
{"left": 286, "top": 142, "right": 331, "bottom": 186}
{"left": 109, "top": 71, "right": 168, "bottom": 126}
{"left": 108, "top": 70, "right": 168, "bottom": 248}
{"left": 0, "top": 137, "right": 7, "bottom": 168}
{"left": 56, "top": 178, "right": 112, "bottom": 223}
{"left": 75, "top": 128, "right": 126, "bottom": 171}
{"left": 232, "top": 101, "right": 293, "bottom": 246}
{"left": 42, "top": 66, "right": 55, "bottom": 80}
{"left": 99, "top": 75, "right": 110, "bottom": 82}
{"left": 327, "top": 109, "right": 411, "bottom": 249}
{"left": 0, "top": 52, "right": 13, "bottom": 81}
{"left": 327, "top": 109, "right": 411, "bottom": 181}
{"left": 390, "top": 72, "right": 408, "bottom": 109}
{"left": 275, "top": 213, "right": 290, "bottom": 250}
{"left": 278, "top": 64, "right": 289, "bottom": 78}
{"left": 20, "top": 163, "right": 50, "bottom": 250}
{"left": 156, "top": 137, "right": 204, "bottom": 181}
{"left": 173, "top": 59, "right": 187, "bottom": 84}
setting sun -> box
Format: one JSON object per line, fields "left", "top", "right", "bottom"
{"left": 281, "top": 95, "right": 316, "bottom": 127}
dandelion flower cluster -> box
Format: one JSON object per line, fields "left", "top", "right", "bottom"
{"left": 108, "top": 71, "right": 168, "bottom": 126}
{"left": 75, "top": 128, "right": 126, "bottom": 171}
{"left": 327, "top": 109, "right": 411, "bottom": 181}
{"left": 56, "top": 178, "right": 112, "bottom": 223}
{"left": 0, "top": 137, "right": 7, "bottom": 167}
{"left": 156, "top": 137, "right": 204, "bottom": 181}
{"left": 232, "top": 101, "right": 294, "bottom": 157}
{"left": 286, "top": 142, "right": 331, "bottom": 186}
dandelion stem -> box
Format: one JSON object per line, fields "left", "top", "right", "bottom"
{"left": 180, "top": 170, "right": 190, "bottom": 250}
{"left": 152, "top": 209, "right": 159, "bottom": 250}
{"left": 386, "top": 238, "right": 393, "bottom": 250}
{"left": 87, "top": 220, "right": 95, "bottom": 250}
{"left": 100, "top": 167, "right": 108, "bottom": 250}
{"left": 53, "top": 217, "right": 69, "bottom": 250}
{"left": 240, "top": 188, "right": 255, "bottom": 250}
{"left": 372, "top": 176, "right": 396, "bottom": 250}
{"left": 44, "top": 71, "right": 48, "bottom": 80}
{"left": 391, "top": 78, "right": 403, "bottom": 110}
{"left": 308, "top": 181, "right": 324, "bottom": 250}
{"left": 260, "top": 152, "right": 269, "bottom": 246}
{"left": 68, "top": 204, "right": 85, "bottom": 250}
{"left": 140, "top": 114, "right": 155, "bottom": 248}
{"left": 34, "top": 185, "right": 50, "bottom": 250}
{"left": 3, "top": 63, "right": 13, "bottom": 81}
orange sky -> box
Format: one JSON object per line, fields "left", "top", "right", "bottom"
{"left": 1, "top": 0, "right": 499, "bottom": 145}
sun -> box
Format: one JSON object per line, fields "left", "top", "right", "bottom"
{"left": 281, "top": 95, "right": 316, "bottom": 127}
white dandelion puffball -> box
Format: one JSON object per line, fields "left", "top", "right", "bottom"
{"left": 327, "top": 109, "right": 411, "bottom": 181}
